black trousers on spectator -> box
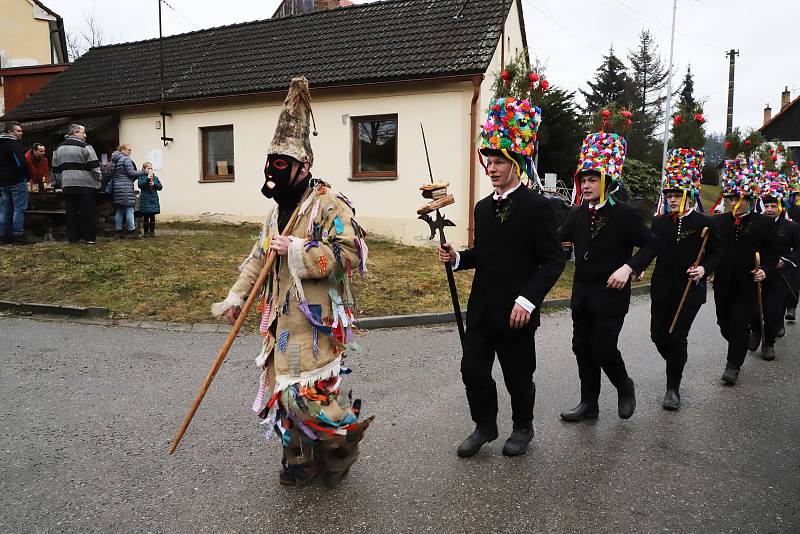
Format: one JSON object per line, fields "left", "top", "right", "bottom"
{"left": 62, "top": 187, "right": 97, "bottom": 243}
{"left": 714, "top": 280, "right": 754, "bottom": 370}
{"left": 571, "top": 308, "right": 629, "bottom": 403}
{"left": 650, "top": 299, "right": 701, "bottom": 387}
{"left": 461, "top": 323, "right": 536, "bottom": 430}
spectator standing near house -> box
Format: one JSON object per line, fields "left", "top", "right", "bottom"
{"left": 110, "top": 144, "right": 147, "bottom": 239}
{"left": 25, "top": 143, "right": 50, "bottom": 191}
{"left": 53, "top": 124, "right": 102, "bottom": 244}
{"left": 0, "top": 121, "right": 32, "bottom": 245}
{"left": 137, "top": 162, "right": 162, "bottom": 238}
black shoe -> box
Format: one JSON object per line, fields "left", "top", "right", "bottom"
{"left": 662, "top": 387, "right": 680, "bottom": 411}
{"left": 456, "top": 425, "right": 499, "bottom": 458}
{"left": 12, "top": 235, "right": 34, "bottom": 245}
{"left": 776, "top": 326, "right": 785, "bottom": 338}
{"left": 560, "top": 402, "right": 599, "bottom": 422}
{"left": 721, "top": 366, "right": 739, "bottom": 385}
{"left": 747, "top": 331, "right": 761, "bottom": 352}
{"left": 618, "top": 378, "right": 636, "bottom": 419}
{"left": 761, "top": 344, "right": 776, "bottom": 361}
{"left": 786, "top": 308, "right": 796, "bottom": 322}
{"left": 502, "top": 427, "right": 534, "bottom": 457}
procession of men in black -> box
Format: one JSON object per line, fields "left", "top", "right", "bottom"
{"left": 439, "top": 157, "right": 798, "bottom": 458}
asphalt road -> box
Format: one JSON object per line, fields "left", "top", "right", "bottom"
{"left": 1, "top": 296, "right": 798, "bottom": 533}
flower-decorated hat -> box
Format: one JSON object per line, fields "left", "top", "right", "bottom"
{"left": 574, "top": 107, "right": 632, "bottom": 205}
{"left": 662, "top": 148, "right": 705, "bottom": 215}
{"left": 787, "top": 164, "right": 800, "bottom": 196}
{"left": 761, "top": 171, "right": 790, "bottom": 210}
{"left": 479, "top": 96, "right": 541, "bottom": 160}
{"left": 721, "top": 157, "right": 763, "bottom": 198}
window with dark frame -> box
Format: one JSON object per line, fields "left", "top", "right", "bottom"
{"left": 351, "top": 115, "right": 398, "bottom": 179}
{"left": 201, "top": 125, "right": 235, "bottom": 181}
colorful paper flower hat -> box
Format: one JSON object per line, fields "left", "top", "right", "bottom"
{"left": 788, "top": 164, "right": 800, "bottom": 201}
{"left": 722, "top": 157, "right": 763, "bottom": 198}
{"left": 479, "top": 96, "right": 542, "bottom": 180}
{"left": 574, "top": 107, "right": 632, "bottom": 205}
{"left": 761, "top": 171, "right": 790, "bottom": 212}
{"left": 662, "top": 148, "right": 705, "bottom": 214}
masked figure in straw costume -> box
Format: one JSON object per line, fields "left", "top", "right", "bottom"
{"left": 559, "top": 107, "right": 657, "bottom": 423}
{"left": 648, "top": 147, "right": 721, "bottom": 410}
{"left": 213, "top": 76, "right": 372, "bottom": 486}
{"left": 747, "top": 171, "right": 799, "bottom": 360}
{"left": 438, "top": 68, "right": 565, "bottom": 458}
{"left": 711, "top": 153, "right": 778, "bottom": 385}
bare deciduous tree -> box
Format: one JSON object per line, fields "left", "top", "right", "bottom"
{"left": 66, "top": 8, "right": 108, "bottom": 61}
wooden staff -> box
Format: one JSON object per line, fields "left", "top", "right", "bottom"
{"left": 168, "top": 187, "right": 312, "bottom": 455}
{"left": 755, "top": 251, "right": 766, "bottom": 344}
{"left": 669, "top": 227, "right": 710, "bottom": 334}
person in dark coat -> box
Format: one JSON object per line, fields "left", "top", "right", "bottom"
{"left": 560, "top": 121, "right": 657, "bottom": 423}
{"left": 110, "top": 145, "right": 147, "bottom": 239}
{"left": 713, "top": 158, "right": 777, "bottom": 385}
{"left": 747, "top": 175, "right": 800, "bottom": 360}
{"left": 0, "top": 121, "right": 31, "bottom": 245}
{"left": 439, "top": 92, "right": 565, "bottom": 458}
{"left": 648, "top": 149, "right": 721, "bottom": 411}
{"left": 137, "top": 162, "right": 163, "bottom": 238}
{"left": 784, "top": 182, "right": 800, "bottom": 321}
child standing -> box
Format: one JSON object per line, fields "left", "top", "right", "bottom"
{"left": 138, "top": 162, "right": 162, "bottom": 238}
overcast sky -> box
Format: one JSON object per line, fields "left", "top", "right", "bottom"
{"left": 44, "top": 0, "right": 799, "bottom": 135}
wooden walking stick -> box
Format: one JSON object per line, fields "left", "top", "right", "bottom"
{"left": 669, "top": 227, "right": 710, "bottom": 334}
{"left": 755, "top": 251, "right": 766, "bottom": 344}
{"left": 168, "top": 187, "right": 312, "bottom": 455}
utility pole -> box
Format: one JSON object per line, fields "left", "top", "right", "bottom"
{"left": 660, "top": 0, "right": 678, "bottom": 183}
{"left": 725, "top": 49, "right": 739, "bottom": 135}
{"left": 158, "top": 0, "right": 173, "bottom": 146}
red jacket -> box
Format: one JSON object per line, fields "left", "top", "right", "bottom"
{"left": 25, "top": 150, "right": 50, "bottom": 186}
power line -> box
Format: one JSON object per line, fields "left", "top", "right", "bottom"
{"left": 160, "top": 0, "right": 197, "bottom": 29}
{"left": 523, "top": 0, "right": 606, "bottom": 58}
{"left": 608, "top": 0, "right": 721, "bottom": 52}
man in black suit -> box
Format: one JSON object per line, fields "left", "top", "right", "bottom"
{"left": 785, "top": 196, "right": 800, "bottom": 321}
{"left": 439, "top": 148, "right": 565, "bottom": 458}
{"left": 560, "top": 169, "right": 657, "bottom": 422}
{"left": 713, "top": 192, "right": 776, "bottom": 385}
{"left": 747, "top": 192, "right": 800, "bottom": 360}
{"left": 649, "top": 188, "right": 721, "bottom": 410}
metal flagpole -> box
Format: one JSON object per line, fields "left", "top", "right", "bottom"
{"left": 660, "top": 0, "right": 678, "bottom": 181}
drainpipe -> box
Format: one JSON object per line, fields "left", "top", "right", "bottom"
{"left": 468, "top": 74, "right": 483, "bottom": 247}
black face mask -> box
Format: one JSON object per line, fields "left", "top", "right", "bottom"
{"left": 262, "top": 154, "right": 307, "bottom": 206}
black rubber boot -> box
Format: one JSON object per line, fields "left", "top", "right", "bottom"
{"left": 786, "top": 307, "right": 796, "bottom": 322}
{"left": 662, "top": 386, "right": 680, "bottom": 411}
{"left": 747, "top": 331, "right": 761, "bottom": 352}
{"left": 761, "top": 344, "right": 776, "bottom": 361}
{"left": 560, "top": 402, "right": 599, "bottom": 422}
{"left": 721, "top": 366, "right": 739, "bottom": 385}
{"left": 502, "top": 427, "right": 534, "bottom": 457}
{"left": 457, "top": 425, "right": 499, "bottom": 458}
{"left": 617, "top": 378, "right": 636, "bottom": 419}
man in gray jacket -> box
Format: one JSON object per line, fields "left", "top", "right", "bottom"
{"left": 52, "top": 124, "right": 102, "bottom": 243}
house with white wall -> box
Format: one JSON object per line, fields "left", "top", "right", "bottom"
{"left": 3, "top": 0, "right": 529, "bottom": 246}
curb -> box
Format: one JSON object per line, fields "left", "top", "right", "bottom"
{"left": 0, "top": 300, "right": 110, "bottom": 317}
{"left": 0, "top": 284, "right": 652, "bottom": 331}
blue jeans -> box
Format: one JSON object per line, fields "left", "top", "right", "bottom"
{"left": 0, "top": 181, "right": 28, "bottom": 237}
{"left": 114, "top": 206, "right": 135, "bottom": 231}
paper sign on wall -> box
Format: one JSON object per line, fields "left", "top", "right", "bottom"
{"left": 148, "top": 149, "right": 163, "bottom": 170}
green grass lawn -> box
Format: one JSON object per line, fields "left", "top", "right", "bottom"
{"left": 0, "top": 222, "right": 644, "bottom": 324}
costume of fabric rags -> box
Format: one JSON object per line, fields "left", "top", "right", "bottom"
{"left": 212, "top": 77, "right": 372, "bottom": 485}
{"left": 560, "top": 123, "right": 657, "bottom": 421}
{"left": 713, "top": 157, "right": 779, "bottom": 382}
{"left": 453, "top": 91, "right": 564, "bottom": 455}
{"left": 649, "top": 148, "right": 721, "bottom": 408}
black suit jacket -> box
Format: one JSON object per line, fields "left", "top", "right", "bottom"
{"left": 649, "top": 211, "right": 721, "bottom": 307}
{"left": 713, "top": 212, "right": 779, "bottom": 299}
{"left": 456, "top": 186, "right": 566, "bottom": 330}
{"left": 561, "top": 201, "right": 657, "bottom": 316}
{"left": 767, "top": 216, "right": 800, "bottom": 291}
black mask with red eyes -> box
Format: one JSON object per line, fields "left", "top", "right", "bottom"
{"left": 262, "top": 154, "right": 306, "bottom": 204}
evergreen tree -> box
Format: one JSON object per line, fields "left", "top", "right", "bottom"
{"left": 536, "top": 86, "right": 584, "bottom": 183}
{"left": 625, "top": 30, "right": 670, "bottom": 167}
{"left": 579, "top": 45, "right": 631, "bottom": 113}
{"left": 669, "top": 105, "right": 706, "bottom": 151}
{"left": 678, "top": 65, "right": 695, "bottom": 110}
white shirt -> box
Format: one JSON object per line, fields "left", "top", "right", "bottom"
{"left": 452, "top": 181, "right": 535, "bottom": 314}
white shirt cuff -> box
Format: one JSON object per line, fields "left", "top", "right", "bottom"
{"left": 515, "top": 296, "right": 536, "bottom": 313}
{"left": 452, "top": 251, "right": 461, "bottom": 270}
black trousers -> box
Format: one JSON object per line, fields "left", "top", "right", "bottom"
{"left": 714, "top": 280, "right": 754, "bottom": 370}
{"left": 751, "top": 280, "right": 788, "bottom": 346}
{"left": 571, "top": 307, "right": 629, "bottom": 403}
{"left": 650, "top": 299, "right": 702, "bottom": 387}
{"left": 62, "top": 187, "right": 97, "bottom": 242}
{"left": 141, "top": 212, "right": 156, "bottom": 233}
{"left": 461, "top": 323, "right": 536, "bottom": 430}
